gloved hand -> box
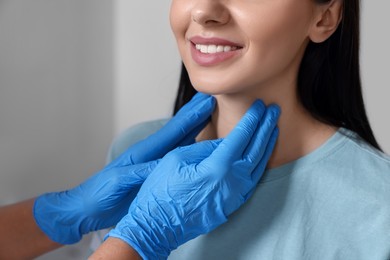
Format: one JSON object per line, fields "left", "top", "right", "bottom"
{"left": 33, "top": 93, "right": 215, "bottom": 245}
{"left": 110, "top": 92, "right": 215, "bottom": 166}
{"left": 108, "top": 101, "right": 280, "bottom": 259}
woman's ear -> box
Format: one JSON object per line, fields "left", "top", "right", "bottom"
{"left": 309, "top": 0, "right": 343, "bottom": 43}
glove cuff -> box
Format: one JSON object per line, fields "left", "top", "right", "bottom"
{"left": 33, "top": 192, "right": 83, "bottom": 244}
{"left": 107, "top": 210, "right": 172, "bottom": 260}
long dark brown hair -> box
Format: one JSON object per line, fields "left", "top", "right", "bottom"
{"left": 173, "top": 0, "right": 381, "bottom": 150}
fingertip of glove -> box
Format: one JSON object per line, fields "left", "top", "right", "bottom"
{"left": 189, "top": 92, "right": 215, "bottom": 111}
{"left": 252, "top": 100, "right": 266, "bottom": 113}
{"left": 268, "top": 104, "right": 281, "bottom": 118}
{"left": 192, "top": 92, "right": 211, "bottom": 101}
{"left": 242, "top": 101, "right": 265, "bottom": 123}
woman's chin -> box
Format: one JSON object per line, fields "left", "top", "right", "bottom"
{"left": 192, "top": 84, "right": 242, "bottom": 96}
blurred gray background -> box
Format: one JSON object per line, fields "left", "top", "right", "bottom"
{"left": 0, "top": 0, "right": 388, "bottom": 259}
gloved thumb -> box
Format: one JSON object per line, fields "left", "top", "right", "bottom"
{"left": 165, "top": 139, "right": 223, "bottom": 164}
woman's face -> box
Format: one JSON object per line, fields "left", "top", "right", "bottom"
{"left": 170, "top": 0, "right": 321, "bottom": 95}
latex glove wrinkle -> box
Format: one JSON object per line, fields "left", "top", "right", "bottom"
{"left": 33, "top": 93, "right": 215, "bottom": 245}
{"left": 108, "top": 101, "right": 280, "bottom": 259}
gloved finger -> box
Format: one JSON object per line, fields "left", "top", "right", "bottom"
{"left": 242, "top": 104, "right": 280, "bottom": 170}
{"left": 156, "top": 92, "right": 215, "bottom": 144}
{"left": 117, "top": 160, "right": 160, "bottom": 188}
{"left": 175, "top": 118, "right": 210, "bottom": 147}
{"left": 175, "top": 92, "right": 213, "bottom": 117}
{"left": 112, "top": 93, "right": 215, "bottom": 166}
{"left": 250, "top": 126, "right": 279, "bottom": 184}
{"left": 202, "top": 100, "right": 266, "bottom": 164}
{"left": 238, "top": 127, "right": 278, "bottom": 206}
{"left": 165, "top": 139, "right": 221, "bottom": 165}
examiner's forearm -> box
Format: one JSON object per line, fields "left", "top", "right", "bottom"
{"left": 89, "top": 237, "right": 142, "bottom": 260}
{"left": 0, "top": 198, "right": 62, "bottom": 259}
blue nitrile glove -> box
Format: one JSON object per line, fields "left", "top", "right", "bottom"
{"left": 110, "top": 92, "right": 215, "bottom": 167}
{"left": 33, "top": 93, "right": 215, "bottom": 245}
{"left": 34, "top": 162, "right": 157, "bottom": 245}
{"left": 108, "top": 101, "right": 280, "bottom": 259}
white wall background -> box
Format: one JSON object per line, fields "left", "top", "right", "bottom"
{"left": 114, "top": 0, "right": 180, "bottom": 136}
{"left": 0, "top": 1, "right": 388, "bottom": 259}
{"left": 0, "top": 0, "right": 115, "bottom": 258}
{"left": 361, "top": 1, "right": 390, "bottom": 153}
{"left": 0, "top": 0, "right": 115, "bottom": 203}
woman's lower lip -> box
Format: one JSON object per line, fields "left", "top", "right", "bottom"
{"left": 190, "top": 43, "right": 241, "bottom": 66}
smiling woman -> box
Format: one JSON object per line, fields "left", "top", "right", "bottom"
{"left": 1, "top": 0, "right": 389, "bottom": 259}
{"left": 171, "top": 0, "right": 323, "bottom": 96}
{"left": 88, "top": 0, "right": 390, "bottom": 259}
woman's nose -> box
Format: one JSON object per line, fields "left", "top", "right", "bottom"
{"left": 191, "top": 0, "right": 230, "bottom": 26}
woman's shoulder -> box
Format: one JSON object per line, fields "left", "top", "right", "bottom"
{"left": 323, "top": 128, "right": 390, "bottom": 198}
{"left": 339, "top": 128, "right": 390, "bottom": 170}
{"left": 106, "top": 118, "right": 170, "bottom": 163}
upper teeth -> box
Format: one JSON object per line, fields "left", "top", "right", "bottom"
{"left": 196, "top": 44, "right": 238, "bottom": 54}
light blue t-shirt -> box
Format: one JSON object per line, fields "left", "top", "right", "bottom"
{"left": 90, "top": 119, "right": 390, "bottom": 259}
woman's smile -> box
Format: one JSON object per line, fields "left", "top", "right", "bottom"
{"left": 189, "top": 36, "right": 243, "bottom": 66}
{"left": 170, "top": 0, "right": 317, "bottom": 95}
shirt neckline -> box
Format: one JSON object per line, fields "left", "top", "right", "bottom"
{"left": 260, "top": 128, "right": 354, "bottom": 183}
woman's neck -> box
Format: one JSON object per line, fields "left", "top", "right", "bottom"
{"left": 197, "top": 91, "right": 337, "bottom": 169}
